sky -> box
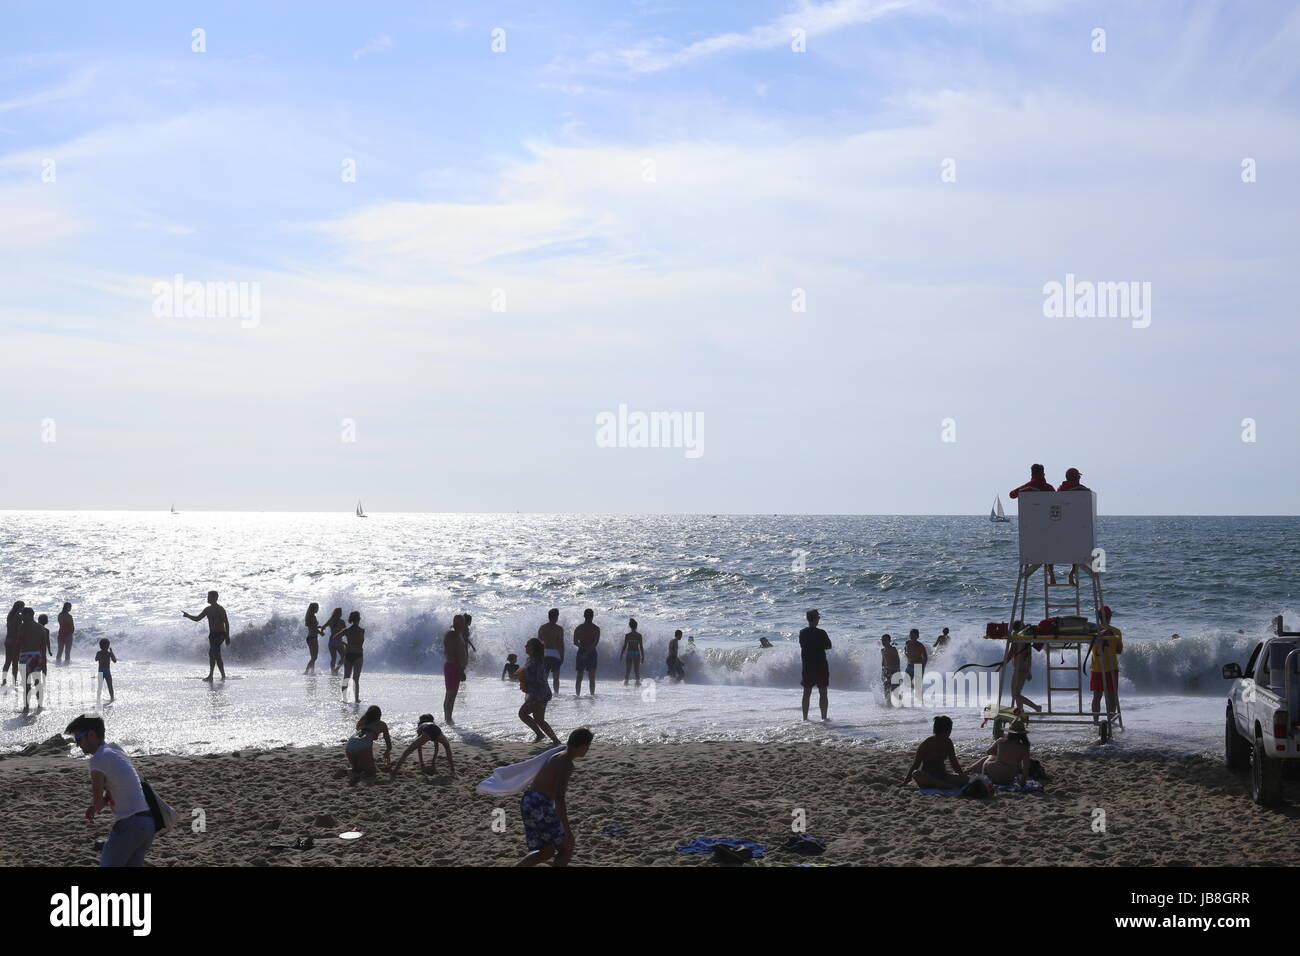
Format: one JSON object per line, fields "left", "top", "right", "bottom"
{"left": 1, "top": 0, "right": 1297, "bottom": 514}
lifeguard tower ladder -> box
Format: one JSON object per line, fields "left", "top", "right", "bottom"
{"left": 986, "top": 490, "right": 1123, "bottom": 743}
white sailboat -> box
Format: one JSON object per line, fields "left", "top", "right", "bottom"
{"left": 355, "top": 500, "right": 368, "bottom": 518}
{"left": 170, "top": 503, "right": 179, "bottom": 516}
{"left": 989, "top": 494, "right": 1010, "bottom": 523}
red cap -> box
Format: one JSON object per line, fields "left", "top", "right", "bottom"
{"left": 1066, "top": 467, "right": 1081, "bottom": 479}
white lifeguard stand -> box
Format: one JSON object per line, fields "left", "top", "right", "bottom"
{"left": 986, "top": 490, "right": 1123, "bottom": 743}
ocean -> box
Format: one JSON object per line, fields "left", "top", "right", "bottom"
{"left": 2, "top": 512, "right": 1295, "bottom": 756}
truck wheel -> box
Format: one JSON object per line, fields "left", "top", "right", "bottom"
{"left": 1224, "top": 709, "right": 1250, "bottom": 771}
{"left": 1251, "top": 737, "right": 1283, "bottom": 806}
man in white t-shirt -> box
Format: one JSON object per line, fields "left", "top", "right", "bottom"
{"left": 65, "top": 714, "right": 154, "bottom": 867}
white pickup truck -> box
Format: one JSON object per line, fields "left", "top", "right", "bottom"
{"left": 1223, "top": 616, "right": 1300, "bottom": 805}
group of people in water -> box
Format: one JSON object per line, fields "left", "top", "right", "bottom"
{"left": 3, "top": 600, "right": 103, "bottom": 713}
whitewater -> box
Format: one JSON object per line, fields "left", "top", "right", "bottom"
{"left": 1, "top": 511, "right": 1295, "bottom": 756}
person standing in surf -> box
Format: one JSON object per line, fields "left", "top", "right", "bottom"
{"left": 303, "top": 602, "right": 322, "bottom": 675}
{"left": 181, "top": 590, "right": 230, "bottom": 682}
{"left": 56, "top": 602, "right": 75, "bottom": 665}
{"left": 620, "top": 618, "right": 645, "bottom": 686}
{"left": 880, "top": 634, "right": 901, "bottom": 706}
{"left": 4, "top": 600, "right": 23, "bottom": 685}
{"left": 799, "top": 609, "right": 832, "bottom": 721}
{"left": 339, "top": 611, "right": 366, "bottom": 703}
{"left": 322, "top": 607, "right": 346, "bottom": 674}
{"left": 666, "top": 629, "right": 685, "bottom": 681}
{"left": 443, "top": 614, "right": 468, "bottom": 724}
{"left": 573, "top": 608, "right": 600, "bottom": 697}
{"left": 538, "top": 608, "right": 565, "bottom": 694}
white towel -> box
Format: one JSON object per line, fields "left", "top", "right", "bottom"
{"left": 475, "top": 745, "right": 566, "bottom": 795}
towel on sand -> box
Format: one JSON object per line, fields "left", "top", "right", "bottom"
{"left": 675, "top": 836, "right": 766, "bottom": 858}
{"left": 475, "top": 745, "right": 565, "bottom": 795}
{"left": 917, "top": 781, "right": 1045, "bottom": 796}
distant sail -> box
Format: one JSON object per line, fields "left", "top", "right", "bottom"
{"left": 990, "top": 495, "right": 1009, "bottom": 522}
{"left": 356, "top": 500, "right": 367, "bottom": 518}
{"left": 170, "top": 503, "right": 179, "bottom": 515}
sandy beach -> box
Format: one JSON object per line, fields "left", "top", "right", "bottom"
{"left": 3, "top": 735, "right": 1298, "bottom": 867}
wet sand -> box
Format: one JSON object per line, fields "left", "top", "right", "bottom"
{"left": 3, "top": 737, "right": 1298, "bottom": 866}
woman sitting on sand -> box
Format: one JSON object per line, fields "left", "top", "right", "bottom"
{"left": 345, "top": 705, "right": 391, "bottom": 782}
{"left": 340, "top": 611, "right": 365, "bottom": 703}
{"left": 323, "top": 607, "right": 346, "bottom": 674}
{"left": 968, "top": 719, "right": 1032, "bottom": 786}
{"left": 518, "top": 638, "right": 560, "bottom": 746}
{"left": 390, "top": 713, "right": 455, "bottom": 777}
{"left": 902, "top": 715, "right": 968, "bottom": 790}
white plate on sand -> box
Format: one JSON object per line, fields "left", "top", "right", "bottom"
{"left": 339, "top": 831, "right": 363, "bottom": 840}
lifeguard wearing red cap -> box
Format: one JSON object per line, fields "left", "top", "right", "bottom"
{"left": 1058, "top": 468, "right": 1089, "bottom": 492}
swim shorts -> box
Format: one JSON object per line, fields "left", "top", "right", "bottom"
{"left": 1090, "top": 671, "right": 1118, "bottom": 693}
{"left": 443, "top": 662, "right": 462, "bottom": 692}
{"left": 544, "top": 655, "right": 562, "bottom": 677}
{"left": 521, "top": 789, "right": 566, "bottom": 850}
{"left": 575, "top": 648, "right": 597, "bottom": 672}
{"left": 801, "top": 667, "right": 829, "bottom": 690}
{"left": 19, "top": 651, "right": 44, "bottom": 672}
{"left": 208, "top": 633, "right": 227, "bottom": 654}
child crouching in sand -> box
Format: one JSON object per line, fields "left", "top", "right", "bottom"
{"left": 345, "top": 705, "right": 391, "bottom": 783}
{"left": 517, "top": 727, "right": 593, "bottom": 867}
{"left": 902, "top": 715, "right": 968, "bottom": 790}
{"left": 390, "top": 714, "right": 455, "bottom": 776}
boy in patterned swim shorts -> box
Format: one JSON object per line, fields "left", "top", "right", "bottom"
{"left": 516, "top": 727, "right": 594, "bottom": 867}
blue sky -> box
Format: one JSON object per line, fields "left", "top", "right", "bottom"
{"left": 1, "top": 0, "right": 1298, "bottom": 513}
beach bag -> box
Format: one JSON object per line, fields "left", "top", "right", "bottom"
{"left": 985, "top": 622, "right": 1009, "bottom": 638}
{"left": 959, "top": 775, "right": 992, "bottom": 799}
{"left": 141, "top": 779, "right": 178, "bottom": 836}
{"left": 1028, "top": 759, "right": 1049, "bottom": 782}
{"left": 1036, "top": 617, "right": 1059, "bottom": 636}
{"left": 1057, "top": 616, "right": 1090, "bottom": 636}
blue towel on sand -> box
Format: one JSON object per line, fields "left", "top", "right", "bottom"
{"left": 675, "top": 837, "right": 766, "bottom": 858}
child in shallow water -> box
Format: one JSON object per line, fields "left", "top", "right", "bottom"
{"left": 94, "top": 639, "right": 118, "bottom": 702}
{"left": 501, "top": 653, "right": 519, "bottom": 680}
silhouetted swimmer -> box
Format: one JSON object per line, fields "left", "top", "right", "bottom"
{"left": 443, "top": 614, "right": 468, "bottom": 724}
{"left": 620, "top": 618, "right": 644, "bottom": 686}
{"left": 538, "top": 608, "right": 565, "bottom": 693}
{"left": 304, "top": 602, "right": 322, "bottom": 675}
{"left": 339, "top": 611, "right": 365, "bottom": 704}
{"left": 56, "top": 602, "right": 74, "bottom": 665}
{"left": 323, "top": 608, "right": 345, "bottom": 674}
{"left": 573, "top": 609, "right": 600, "bottom": 697}
{"left": 759, "top": 637, "right": 774, "bottom": 648}
{"left": 3, "top": 601, "right": 23, "bottom": 685}
{"left": 182, "top": 591, "right": 229, "bottom": 681}
{"left": 18, "top": 608, "right": 49, "bottom": 714}
{"left": 518, "top": 637, "right": 560, "bottom": 744}
{"left": 666, "top": 630, "right": 685, "bottom": 680}
{"left": 799, "top": 609, "right": 831, "bottom": 721}
{"left": 880, "top": 634, "right": 900, "bottom": 707}
{"left": 95, "top": 639, "right": 117, "bottom": 702}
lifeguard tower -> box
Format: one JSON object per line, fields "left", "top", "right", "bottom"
{"left": 984, "top": 490, "right": 1123, "bottom": 743}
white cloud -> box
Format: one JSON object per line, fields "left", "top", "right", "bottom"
{"left": 352, "top": 35, "right": 393, "bottom": 60}
{"left": 590, "top": 0, "right": 913, "bottom": 73}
